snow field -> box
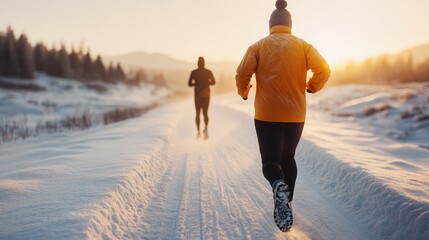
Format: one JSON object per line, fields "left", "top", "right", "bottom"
{"left": 1, "top": 82, "right": 428, "bottom": 239}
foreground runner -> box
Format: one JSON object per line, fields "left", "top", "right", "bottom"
{"left": 188, "top": 57, "right": 216, "bottom": 140}
{"left": 235, "top": 0, "right": 330, "bottom": 231}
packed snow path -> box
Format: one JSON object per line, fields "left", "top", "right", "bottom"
{"left": 83, "top": 101, "right": 375, "bottom": 240}
{"left": 1, "top": 99, "right": 427, "bottom": 239}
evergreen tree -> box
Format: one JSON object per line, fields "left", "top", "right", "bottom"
{"left": 16, "top": 34, "right": 34, "bottom": 79}
{"left": 3, "top": 26, "right": 20, "bottom": 77}
{"left": 46, "top": 48, "right": 59, "bottom": 76}
{"left": 34, "top": 43, "right": 48, "bottom": 73}
{"left": 57, "top": 46, "right": 71, "bottom": 78}
{"left": 415, "top": 59, "right": 429, "bottom": 82}
{"left": 0, "top": 26, "right": 144, "bottom": 85}
{"left": 153, "top": 71, "right": 166, "bottom": 86}
{"left": 403, "top": 54, "right": 414, "bottom": 82}
{"left": 374, "top": 56, "right": 389, "bottom": 82}
{"left": 115, "top": 63, "right": 126, "bottom": 82}
{"left": 93, "top": 55, "right": 106, "bottom": 81}
{"left": 82, "top": 52, "right": 95, "bottom": 80}
{"left": 69, "top": 49, "right": 82, "bottom": 79}
{"left": 0, "top": 33, "right": 5, "bottom": 75}
{"left": 136, "top": 68, "right": 148, "bottom": 82}
{"left": 106, "top": 63, "right": 115, "bottom": 83}
{"left": 128, "top": 68, "right": 148, "bottom": 85}
{"left": 215, "top": 72, "right": 235, "bottom": 93}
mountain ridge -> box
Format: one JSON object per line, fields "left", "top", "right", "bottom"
{"left": 103, "top": 51, "right": 238, "bottom": 71}
{"left": 396, "top": 43, "right": 429, "bottom": 64}
{"left": 104, "top": 43, "right": 429, "bottom": 71}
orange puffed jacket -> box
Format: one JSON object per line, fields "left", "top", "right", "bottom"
{"left": 236, "top": 25, "right": 330, "bottom": 123}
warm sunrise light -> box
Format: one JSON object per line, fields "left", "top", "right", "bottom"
{"left": 1, "top": 1, "right": 428, "bottom": 239}
{"left": 1, "top": 0, "right": 429, "bottom": 65}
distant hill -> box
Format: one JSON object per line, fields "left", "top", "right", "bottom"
{"left": 396, "top": 43, "right": 429, "bottom": 65}
{"left": 106, "top": 43, "right": 429, "bottom": 74}
{"left": 103, "top": 51, "right": 238, "bottom": 72}
{"left": 104, "top": 51, "right": 239, "bottom": 94}
{"left": 104, "top": 51, "right": 193, "bottom": 70}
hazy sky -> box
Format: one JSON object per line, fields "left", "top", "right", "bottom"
{"left": 2, "top": 0, "right": 429, "bottom": 65}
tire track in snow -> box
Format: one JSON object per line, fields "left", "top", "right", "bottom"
{"left": 137, "top": 104, "right": 275, "bottom": 239}
{"left": 139, "top": 142, "right": 188, "bottom": 239}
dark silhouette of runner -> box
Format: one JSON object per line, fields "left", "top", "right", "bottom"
{"left": 188, "top": 57, "right": 216, "bottom": 140}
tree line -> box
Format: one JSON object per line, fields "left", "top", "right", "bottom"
{"left": 331, "top": 53, "right": 429, "bottom": 85}
{"left": 0, "top": 26, "right": 130, "bottom": 84}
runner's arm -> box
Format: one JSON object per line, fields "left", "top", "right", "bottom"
{"left": 209, "top": 71, "right": 216, "bottom": 85}
{"left": 305, "top": 44, "right": 330, "bottom": 94}
{"left": 188, "top": 72, "right": 195, "bottom": 87}
{"left": 236, "top": 46, "right": 257, "bottom": 100}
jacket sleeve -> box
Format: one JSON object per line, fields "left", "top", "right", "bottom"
{"left": 209, "top": 71, "right": 216, "bottom": 85}
{"left": 235, "top": 45, "right": 257, "bottom": 99}
{"left": 188, "top": 71, "right": 195, "bottom": 87}
{"left": 305, "top": 44, "right": 330, "bottom": 93}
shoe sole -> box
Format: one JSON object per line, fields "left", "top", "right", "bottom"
{"left": 274, "top": 184, "right": 293, "bottom": 232}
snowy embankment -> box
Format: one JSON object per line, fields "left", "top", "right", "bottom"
{"left": 297, "top": 139, "right": 429, "bottom": 240}
{"left": 0, "top": 75, "right": 171, "bottom": 239}
{"left": 219, "top": 82, "right": 429, "bottom": 240}
{"left": 0, "top": 107, "right": 176, "bottom": 239}
{"left": 0, "top": 82, "right": 428, "bottom": 239}
{"left": 0, "top": 74, "right": 169, "bottom": 143}
{"left": 298, "top": 83, "right": 429, "bottom": 239}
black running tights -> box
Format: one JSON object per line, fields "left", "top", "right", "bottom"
{"left": 255, "top": 120, "right": 305, "bottom": 201}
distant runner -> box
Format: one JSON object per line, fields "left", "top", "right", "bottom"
{"left": 235, "top": 0, "right": 330, "bottom": 232}
{"left": 188, "top": 57, "right": 216, "bottom": 140}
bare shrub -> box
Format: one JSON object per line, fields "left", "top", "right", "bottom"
{"left": 1, "top": 104, "right": 158, "bottom": 144}
{"left": 85, "top": 83, "right": 109, "bottom": 94}
{"left": 103, "top": 105, "right": 157, "bottom": 125}
{"left": 61, "top": 113, "right": 92, "bottom": 130}
{"left": 0, "top": 80, "right": 46, "bottom": 91}
{"left": 417, "top": 115, "right": 429, "bottom": 122}
{"left": 362, "top": 104, "right": 392, "bottom": 116}
{"left": 401, "top": 105, "right": 427, "bottom": 120}
{"left": 0, "top": 119, "right": 30, "bottom": 143}
{"left": 35, "top": 121, "right": 60, "bottom": 133}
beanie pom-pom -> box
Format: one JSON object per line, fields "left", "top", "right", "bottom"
{"left": 275, "top": 0, "right": 287, "bottom": 9}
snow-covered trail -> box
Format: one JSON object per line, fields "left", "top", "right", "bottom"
{"left": 2, "top": 97, "right": 426, "bottom": 239}
{"left": 82, "top": 101, "right": 375, "bottom": 240}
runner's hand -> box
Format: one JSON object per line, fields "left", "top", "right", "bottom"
{"left": 242, "top": 85, "right": 252, "bottom": 100}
